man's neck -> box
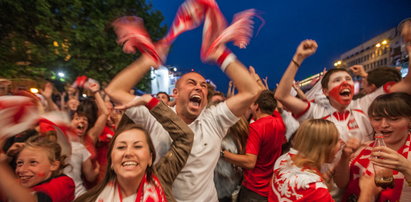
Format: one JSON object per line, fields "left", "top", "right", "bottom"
{"left": 330, "top": 100, "right": 348, "bottom": 112}
{"left": 255, "top": 112, "right": 271, "bottom": 120}
{"left": 181, "top": 116, "right": 195, "bottom": 124}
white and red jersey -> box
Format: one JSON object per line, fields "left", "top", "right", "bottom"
{"left": 268, "top": 149, "right": 334, "bottom": 202}
{"left": 295, "top": 83, "right": 393, "bottom": 143}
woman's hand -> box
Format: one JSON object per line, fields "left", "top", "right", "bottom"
{"left": 371, "top": 146, "right": 411, "bottom": 178}
{"left": 358, "top": 173, "right": 381, "bottom": 202}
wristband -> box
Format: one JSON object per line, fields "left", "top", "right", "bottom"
{"left": 217, "top": 49, "right": 237, "bottom": 72}
{"left": 292, "top": 58, "right": 301, "bottom": 68}
{"left": 145, "top": 97, "right": 159, "bottom": 110}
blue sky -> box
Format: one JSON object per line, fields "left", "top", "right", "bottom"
{"left": 149, "top": 0, "right": 411, "bottom": 93}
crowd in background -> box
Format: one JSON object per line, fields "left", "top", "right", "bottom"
{"left": 0, "top": 2, "right": 410, "bottom": 202}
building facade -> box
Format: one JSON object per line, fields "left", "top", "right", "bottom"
{"left": 334, "top": 25, "right": 408, "bottom": 76}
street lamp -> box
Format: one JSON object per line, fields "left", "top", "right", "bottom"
{"left": 58, "top": 72, "right": 65, "bottom": 78}
{"left": 30, "top": 88, "right": 39, "bottom": 94}
{"left": 334, "top": 60, "right": 342, "bottom": 67}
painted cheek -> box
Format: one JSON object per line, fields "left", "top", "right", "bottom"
{"left": 328, "top": 82, "right": 354, "bottom": 106}
{"left": 37, "top": 172, "right": 46, "bottom": 177}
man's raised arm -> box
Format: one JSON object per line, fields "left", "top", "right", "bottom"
{"left": 274, "top": 40, "right": 318, "bottom": 116}
{"left": 105, "top": 55, "right": 156, "bottom": 105}
{"left": 223, "top": 56, "right": 261, "bottom": 117}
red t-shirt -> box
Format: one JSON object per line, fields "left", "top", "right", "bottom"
{"left": 243, "top": 111, "right": 286, "bottom": 197}
{"left": 32, "top": 174, "right": 75, "bottom": 202}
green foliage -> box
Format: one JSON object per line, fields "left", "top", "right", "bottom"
{"left": 0, "top": 0, "right": 167, "bottom": 92}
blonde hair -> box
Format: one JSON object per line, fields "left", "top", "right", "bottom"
{"left": 21, "top": 135, "right": 68, "bottom": 177}
{"left": 292, "top": 119, "right": 339, "bottom": 170}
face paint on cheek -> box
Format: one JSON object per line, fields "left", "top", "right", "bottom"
{"left": 328, "top": 82, "right": 354, "bottom": 106}
{"left": 37, "top": 172, "right": 46, "bottom": 178}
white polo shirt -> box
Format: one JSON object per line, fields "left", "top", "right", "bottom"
{"left": 126, "top": 102, "right": 239, "bottom": 202}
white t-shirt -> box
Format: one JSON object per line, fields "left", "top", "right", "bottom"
{"left": 64, "top": 141, "right": 91, "bottom": 198}
{"left": 280, "top": 110, "right": 300, "bottom": 141}
{"left": 296, "top": 85, "right": 388, "bottom": 142}
{"left": 126, "top": 102, "right": 239, "bottom": 202}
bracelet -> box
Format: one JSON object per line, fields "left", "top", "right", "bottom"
{"left": 292, "top": 58, "right": 301, "bottom": 68}
{"left": 220, "top": 149, "right": 225, "bottom": 158}
{"left": 145, "top": 96, "right": 159, "bottom": 110}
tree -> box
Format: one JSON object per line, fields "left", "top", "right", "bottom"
{"left": 0, "top": 0, "right": 167, "bottom": 92}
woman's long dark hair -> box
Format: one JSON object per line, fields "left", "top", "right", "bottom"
{"left": 75, "top": 115, "right": 156, "bottom": 202}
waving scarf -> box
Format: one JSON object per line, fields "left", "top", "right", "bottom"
{"left": 96, "top": 174, "right": 166, "bottom": 202}
{"left": 112, "top": 0, "right": 260, "bottom": 66}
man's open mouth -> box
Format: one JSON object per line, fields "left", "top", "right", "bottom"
{"left": 189, "top": 95, "right": 202, "bottom": 107}
{"left": 339, "top": 89, "right": 351, "bottom": 97}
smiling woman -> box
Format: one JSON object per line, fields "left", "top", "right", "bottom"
{"left": 340, "top": 93, "right": 411, "bottom": 201}
{"left": 75, "top": 96, "right": 194, "bottom": 202}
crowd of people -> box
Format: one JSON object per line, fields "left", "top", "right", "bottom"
{"left": 0, "top": 0, "right": 411, "bottom": 201}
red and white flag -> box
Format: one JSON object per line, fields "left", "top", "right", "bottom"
{"left": 0, "top": 96, "right": 39, "bottom": 138}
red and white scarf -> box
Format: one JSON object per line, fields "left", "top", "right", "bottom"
{"left": 112, "top": 0, "right": 260, "bottom": 66}
{"left": 345, "top": 133, "right": 411, "bottom": 202}
{"left": 96, "top": 174, "right": 167, "bottom": 202}
{"left": 0, "top": 96, "right": 39, "bottom": 138}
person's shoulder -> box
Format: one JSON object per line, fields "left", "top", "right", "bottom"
{"left": 201, "top": 101, "right": 230, "bottom": 117}
{"left": 52, "top": 174, "right": 74, "bottom": 184}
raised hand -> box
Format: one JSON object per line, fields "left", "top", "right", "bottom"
{"left": 294, "top": 39, "right": 318, "bottom": 61}
{"left": 114, "top": 94, "right": 153, "bottom": 110}
{"left": 41, "top": 82, "right": 54, "bottom": 99}
{"left": 249, "top": 66, "right": 266, "bottom": 90}
{"left": 262, "top": 76, "right": 269, "bottom": 89}
{"left": 350, "top": 65, "right": 367, "bottom": 78}
{"left": 85, "top": 79, "right": 100, "bottom": 93}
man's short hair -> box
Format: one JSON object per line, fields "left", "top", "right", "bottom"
{"left": 366, "top": 67, "right": 402, "bottom": 88}
{"left": 255, "top": 90, "right": 277, "bottom": 115}
{"left": 156, "top": 91, "right": 170, "bottom": 101}
{"left": 321, "top": 68, "right": 350, "bottom": 89}
{"left": 175, "top": 72, "right": 203, "bottom": 89}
